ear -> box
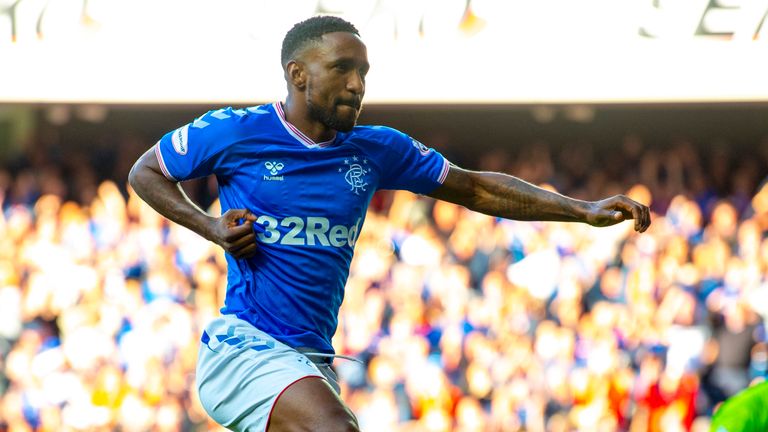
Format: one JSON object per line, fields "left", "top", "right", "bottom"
{"left": 286, "top": 60, "right": 307, "bottom": 91}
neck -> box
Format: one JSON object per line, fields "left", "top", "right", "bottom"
{"left": 282, "top": 96, "right": 336, "bottom": 143}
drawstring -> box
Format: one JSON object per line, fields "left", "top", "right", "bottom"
{"left": 300, "top": 352, "right": 364, "bottom": 365}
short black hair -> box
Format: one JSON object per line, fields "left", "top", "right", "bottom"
{"left": 281, "top": 16, "right": 360, "bottom": 67}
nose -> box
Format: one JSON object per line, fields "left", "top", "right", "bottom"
{"left": 346, "top": 70, "right": 364, "bottom": 95}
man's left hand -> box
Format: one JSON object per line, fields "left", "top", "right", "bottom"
{"left": 585, "top": 195, "right": 651, "bottom": 232}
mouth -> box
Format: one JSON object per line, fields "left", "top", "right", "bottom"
{"left": 337, "top": 99, "right": 362, "bottom": 111}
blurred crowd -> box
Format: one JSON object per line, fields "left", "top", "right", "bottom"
{"left": 1, "top": 132, "right": 768, "bottom": 432}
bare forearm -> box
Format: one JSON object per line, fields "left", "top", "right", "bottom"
{"left": 469, "top": 171, "right": 589, "bottom": 221}
{"left": 430, "top": 167, "right": 589, "bottom": 222}
{"left": 430, "top": 165, "right": 651, "bottom": 231}
{"left": 128, "top": 152, "right": 215, "bottom": 240}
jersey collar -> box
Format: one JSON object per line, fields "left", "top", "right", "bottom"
{"left": 274, "top": 102, "right": 336, "bottom": 149}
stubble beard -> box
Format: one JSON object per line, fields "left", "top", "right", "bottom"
{"left": 307, "top": 89, "right": 359, "bottom": 133}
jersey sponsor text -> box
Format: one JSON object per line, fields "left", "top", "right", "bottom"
{"left": 255, "top": 216, "right": 361, "bottom": 248}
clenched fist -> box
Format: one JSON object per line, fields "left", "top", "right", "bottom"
{"left": 208, "top": 209, "right": 259, "bottom": 259}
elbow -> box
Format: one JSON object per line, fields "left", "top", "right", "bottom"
{"left": 127, "top": 161, "right": 141, "bottom": 191}
{"left": 470, "top": 176, "right": 495, "bottom": 213}
{"left": 446, "top": 172, "right": 490, "bottom": 213}
{"left": 128, "top": 146, "right": 162, "bottom": 192}
{"left": 128, "top": 159, "right": 154, "bottom": 196}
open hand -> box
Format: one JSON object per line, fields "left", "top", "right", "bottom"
{"left": 586, "top": 195, "right": 651, "bottom": 232}
{"left": 209, "top": 209, "right": 258, "bottom": 258}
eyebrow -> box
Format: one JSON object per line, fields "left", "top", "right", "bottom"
{"left": 330, "top": 57, "right": 370, "bottom": 71}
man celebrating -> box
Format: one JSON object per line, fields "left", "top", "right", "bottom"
{"left": 129, "top": 15, "right": 650, "bottom": 432}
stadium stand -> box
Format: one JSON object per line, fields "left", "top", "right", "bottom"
{"left": 1, "top": 116, "right": 767, "bottom": 431}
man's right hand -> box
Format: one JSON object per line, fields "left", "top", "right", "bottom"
{"left": 208, "top": 209, "right": 258, "bottom": 259}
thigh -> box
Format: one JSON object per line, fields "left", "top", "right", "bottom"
{"left": 267, "top": 376, "right": 359, "bottom": 432}
{"left": 196, "top": 315, "right": 324, "bottom": 431}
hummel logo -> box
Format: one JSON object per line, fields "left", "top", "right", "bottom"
{"left": 264, "top": 161, "right": 285, "bottom": 181}
{"left": 265, "top": 161, "right": 284, "bottom": 175}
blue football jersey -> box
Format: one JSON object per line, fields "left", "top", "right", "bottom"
{"left": 155, "top": 102, "right": 449, "bottom": 353}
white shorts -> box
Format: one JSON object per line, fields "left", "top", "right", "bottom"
{"left": 196, "top": 314, "right": 334, "bottom": 431}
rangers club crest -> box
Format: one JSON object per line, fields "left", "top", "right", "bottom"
{"left": 339, "top": 156, "right": 371, "bottom": 195}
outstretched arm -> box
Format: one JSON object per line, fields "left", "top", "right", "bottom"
{"left": 128, "top": 147, "right": 258, "bottom": 258}
{"left": 428, "top": 165, "right": 651, "bottom": 232}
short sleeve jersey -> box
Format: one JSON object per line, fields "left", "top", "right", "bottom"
{"left": 155, "top": 103, "right": 450, "bottom": 353}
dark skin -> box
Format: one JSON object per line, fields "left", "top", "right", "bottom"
{"left": 431, "top": 167, "right": 651, "bottom": 232}
{"left": 129, "top": 31, "right": 650, "bottom": 432}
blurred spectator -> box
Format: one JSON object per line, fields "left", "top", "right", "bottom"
{"left": 0, "top": 129, "right": 767, "bottom": 431}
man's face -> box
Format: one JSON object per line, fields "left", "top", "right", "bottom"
{"left": 301, "top": 32, "right": 369, "bottom": 132}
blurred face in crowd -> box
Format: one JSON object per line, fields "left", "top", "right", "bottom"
{"left": 293, "top": 32, "right": 369, "bottom": 132}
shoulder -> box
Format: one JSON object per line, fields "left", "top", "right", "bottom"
{"left": 166, "top": 104, "right": 276, "bottom": 157}
{"left": 194, "top": 104, "right": 275, "bottom": 130}
{"left": 344, "top": 125, "right": 412, "bottom": 149}
{"left": 343, "top": 126, "right": 437, "bottom": 165}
